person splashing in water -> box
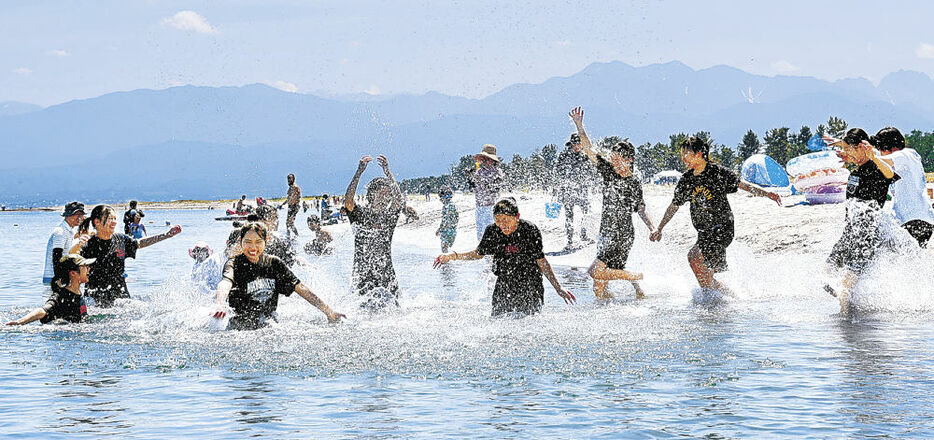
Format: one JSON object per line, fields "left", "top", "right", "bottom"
{"left": 344, "top": 155, "right": 405, "bottom": 310}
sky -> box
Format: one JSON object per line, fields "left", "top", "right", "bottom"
{"left": 3, "top": 0, "right": 934, "bottom": 106}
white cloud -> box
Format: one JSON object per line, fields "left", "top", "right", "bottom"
{"left": 771, "top": 60, "right": 800, "bottom": 74}
{"left": 917, "top": 43, "right": 934, "bottom": 59}
{"left": 161, "top": 11, "right": 218, "bottom": 35}
{"left": 364, "top": 85, "right": 381, "bottom": 95}
{"left": 556, "top": 40, "right": 572, "bottom": 47}
{"left": 48, "top": 49, "right": 68, "bottom": 57}
{"left": 12, "top": 67, "right": 32, "bottom": 75}
{"left": 268, "top": 80, "right": 298, "bottom": 93}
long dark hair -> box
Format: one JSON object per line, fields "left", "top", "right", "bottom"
{"left": 78, "top": 205, "right": 115, "bottom": 234}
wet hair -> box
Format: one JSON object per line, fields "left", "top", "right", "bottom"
{"left": 679, "top": 136, "right": 709, "bottom": 160}
{"left": 287, "top": 173, "right": 295, "bottom": 182}
{"left": 493, "top": 197, "right": 519, "bottom": 217}
{"left": 871, "top": 127, "right": 905, "bottom": 152}
{"left": 843, "top": 128, "right": 870, "bottom": 147}
{"left": 367, "top": 177, "right": 391, "bottom": 193}
{"left": 608, "top": 139, "right": 636, "bottom": 160}
{"left": 439, "top": 186, "right": 453, "bottom": 199}
{"left": 79, "top": 205, "right": 115, "bottom": 233}
{"left": 129, "top": 200, "right": 137, "bottom": 208}
{"left": 238, "top": 221, "right": 268, "bottom": 243}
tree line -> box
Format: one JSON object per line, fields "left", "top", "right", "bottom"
{"left": 400, "top": 116, "right": 934, "bottom": 194}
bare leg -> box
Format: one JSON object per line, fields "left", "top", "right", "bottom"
{"left": 588, "top": 259, "right": 644, "bottom": 299}
{"left": 564, "top": 203, "right": 575, "bottom": 248}
{"left": 837, "top": 271, "right": 858, "bottom": 314}
{"left": 631, "top": 281, "right": 646, "bottom": 299}
{"left": 593, "top": 279, "right": 610, "bottom": 299}
{"left": 688, "top": 246, "right": 734, "bottom": 296}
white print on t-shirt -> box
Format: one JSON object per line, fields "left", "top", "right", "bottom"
{"left": 847, "top": 175, "right": 860, "bottom": 194}
{"left": 247, "top": 278, "right": 275, "bottom": 303}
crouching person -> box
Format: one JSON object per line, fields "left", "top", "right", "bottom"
{"left": 433, "top": 198, "right": 576, "bottom": 316}
{"left": 7, "top": 254, "right": 93, "bottom": 325}
{"left": 212, "top": 222, "right": 345, "bottom": 330}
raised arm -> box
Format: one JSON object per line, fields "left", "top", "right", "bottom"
{"left": 138, "top": 225, "right": 181, "bottom": 249}
{"left": 433, "top": 249, "right": 483, "bottom": 268}
{"left": 865, "top": 142, "right": 896, "bottom": 179}
{"left": 377, "top": 155, "right": 405, "bottom": 211}
{"left": 737, "top": 180, "right": 782, "bottom": 205}
{"left": 536, "top": 258, "right": 576, "bottom": 305}
{"left": 294, "top": 283, "right": 345, "bottom": 323}
{"left": 345, "top": 155, "right": 372, "bottom": 212}
{"left": 569, "top": 107, "right": 601, "bottom": 166}
{"left": 649, "top": 203, "right": 681, "bottom": 242}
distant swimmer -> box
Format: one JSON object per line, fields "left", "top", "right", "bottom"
{"left": 211, "top": 222, "right": 344, "bottom": 330}
{"left": 650, "top": 136, "right": 782, "bottom": 298}
{"left": 42, "top": 201, "right": 86, "bottom": 285}
{"left": 278, "top": 173, "right": 302, "bottom": 237}
{"left": 874, "top": 127, "right": 934, "bottom": 247}
{"left": 433, "top": 197, "right": 575, "bottom": 317}
{"left": 569, "top": 107, "right": 655, "bottom": 299}
{"left": 465, "top": 144, "right": 504, "bottom": 242}
{"left": 436, "top": 186, "right": 458, "bottom": 253}
{"left": 823, "top": 129, "right": 900, "bottom": 313}
{"left": 8, "top": 254, "right": 93, "bottom": 325}
{"left": 344, "top": 154, "right": 405, "bottom": 309}
{"left": 78, "top": 205, "right": 182, "bottom": 307}
{"left": 304, "top": 215, "right": 333, "bottom": 255}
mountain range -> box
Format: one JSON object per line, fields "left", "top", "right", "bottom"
{"left": 2, "top": 60, "right": 933, "bottom": 206}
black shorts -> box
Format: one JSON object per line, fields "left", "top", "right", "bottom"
{"left": 596, "top": 235, "right": 634, "bottom": 270}
{"left": 903, "top": 220, "right": 934, "bottom": 247}
{"left": 287, "top": 204, "right": 299, "bottom": 220}
{"left": 827, "top": 211, "right": 881, "bottom": 274}
{"left": 86, "top": 279, "right": 131, "bottom": 308}
{"left": 227, "top": 313, "right": 277, "bottom": 331}
{"left": 696, "top": 224, "right": 734, "bottom": 273}
{"left": 354, "top": 269, "right": 400, "bottom": 310}
{"left": 492, "top": 276, "right": 544, "bottom": 317}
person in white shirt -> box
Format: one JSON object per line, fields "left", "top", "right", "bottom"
{"left": 42, "top": 202, "right": 87, "bottom": 284}
{"left": 874, "top": 127, "right": 934, "bottom": 246}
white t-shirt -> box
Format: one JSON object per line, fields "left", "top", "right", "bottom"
{"left": 887, "top": 148, "right": 934, "bottom": 225}
{"left": 43, "top": 219, "right": 75, "bottom": 283}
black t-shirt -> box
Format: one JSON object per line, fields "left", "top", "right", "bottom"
{"left": 847, "top": 160, "right": 900, "bottom": 207}
{"left": 83, "top": 233, "right": 138, "bottom": 295}
{"left": 477, "top": 219, "right": 545, "bottom": 282}
{"left": 348, "top": 204, "right": 401, "bottom": 279}
{"left": 40, "top": 285, "right": 85, "bottom": 324}
{"left": 223, "top": 254, "right": 299, "bottom": 321}
{"left": 595, "top": 156, "right": 645, "bottom": 243}
{"left": 123, "top": 209, "right": 144, "bottom": 234}
{"left": 673, "top": 163, "right": 739, "bottom": 231}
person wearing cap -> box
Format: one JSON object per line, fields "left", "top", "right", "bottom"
{"left": 190, "top": 241, "right": 224, "bottom": 295}
{"left": 569, "top": 107, "right": 656, "bottom": 299}
{"left": 128, "top": 211, "right": 147, "bottom": 239}
{"left": 433, "top": 198, "right": 575, "bottom": 316}
{"left": 8, "top": 254, "right": 93, "bottom": 325}
{"left": 277, "top": 173, "right": 302, "bottom": 238}
{"left": 344, "top": 154, "right": 405, "bottom": 309}
{"left": 872, "top": 127, "right": 934, "bottom": 247}
{"left": 78, "top": 204, "right": 183, "bottom": 307}
{"left": 651, "top": 135, "right": 782, "bottom": 299}
{"left": 304, "top": 214, "right": 333, "bottom": 255}
{"left": 465, "top": 144, "right": 504, "bottom": 242}
{"left": 822, "top": 128, "right": 900, "bottom": 312}
{"left": 123, "top": 200, "right": 145, "bottom": 234}
{"left": 42, "top": 201, "right": 87, "bottom": 284}
{"left": 436, "top": 186, "right": 459, "bottom": 253}
{"left": 554, "top": 132, "right": 597, "bottom": 249}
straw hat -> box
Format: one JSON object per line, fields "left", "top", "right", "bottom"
{"left": 475, "top": 144, "right": 501, "bottom": 162}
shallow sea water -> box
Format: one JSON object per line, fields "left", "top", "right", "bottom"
{"left": 2, "top": 209, "right": 934, "bottom": 439}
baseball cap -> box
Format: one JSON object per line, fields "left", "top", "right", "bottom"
{"left": 58, "top": 253, "right": 95, "bottom": 274}
{"left": 62, "top": 202, "right": 85, "bottom": 217}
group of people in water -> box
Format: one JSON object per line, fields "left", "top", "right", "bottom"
{"left": 9, "top": 106, "right": 933, "bottom": 328}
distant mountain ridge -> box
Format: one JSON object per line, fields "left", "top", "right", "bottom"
{"left": 1, "top": 61, "right": 932, "bottom": 206}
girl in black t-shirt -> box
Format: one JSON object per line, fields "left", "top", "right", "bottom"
{"left": 823, "top": 128, "right": 899, "bottom": 313}
{"left": 6, "top": 254, "right": 92, "bottom": 325}
{"left": 212, "top": 222, "right": 345, "bottom": 330}
{"left": 77, "top": 205, "right": 182, "bottom": 307}
{"left": 433, "top": 198, "right": 576, "bottom": 317}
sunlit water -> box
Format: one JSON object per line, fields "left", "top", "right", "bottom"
{"left": 2, "top": 208, "right": 934, "bottom": 438}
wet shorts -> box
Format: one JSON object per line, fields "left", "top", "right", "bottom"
{"left": 903, "top": 219, "right": 933, "bottom": 248}
{"left": 696, "top": 224, "right": 734, "bottom": 273}
{"left": 596, "top": 234, "right": 634, "bottom": 270}
{"left": 492, "top": 276, "right": 544, "bottom": 317}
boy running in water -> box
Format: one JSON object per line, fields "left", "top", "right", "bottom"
{"left": 650, "top": 136, "right": 782, "bottom": 296}
{"left": 569, "top": 107, "right": 655, "bottom": 299}
{"left": 436, "top": 186, "right": 459, "bottom": 253}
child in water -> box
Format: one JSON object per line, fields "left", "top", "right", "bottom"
{"left": 436, "top": 186, "right": 458, "bottom": 253}
{"left": 650, "top": 136, "right": 782, "bottom": 298}
{"left": 129, "top": 212, "right": 146, "bottom": 239}
{"left": 433, "top": 198, "right": 576, "bottom": 317}
{"left": 7, "top": 254, "right": 93, "bottom": 325}
{"left": 304, "top": 215, "right": 333, "bottom": 255}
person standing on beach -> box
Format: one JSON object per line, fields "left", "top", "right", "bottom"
{"left": 78, "top": 205, "right": 182, "bottom": 307}
{"left": 42, "top": 202, "right": 86, "bottom": 284}
{"left": 873, "top": 127, "right": 934, "bottom": 247}
{"left": 554, "top": 132, "right": 597, "bottom": 250}
{"left": 8, "top": 254, "right": 94, "bottom": 325}
{"left": 569, "top": 107, "right": 655, "bottom": 299}
{"left": 465, "top": 144, "right": 504, "bottom": 242}
{"left": 345, "top": 155, "right": 405, "bottom": 309}
{"left": 822, "top": 129, "right": 900, "bottom": 312}
{"left": 278, "top": 173, "right": 301, "bottom": 238}
{"left": 650, "top": 136, "right": 782, "bottom": 297}
{"left": 436, "top": 186, "right": 459, "bottom": 253}
{"left": 433, "top": 198, "right": 576, "bottom": 316}
{"left": 123, "top": 200, "right": 144, "bottom": 234}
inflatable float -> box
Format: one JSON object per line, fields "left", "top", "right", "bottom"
{"left": 786, "top": 150, "right": 849, "bottom": 204}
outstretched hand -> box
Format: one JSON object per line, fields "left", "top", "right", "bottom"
{"left": 358, "top": 155, "right": 373, "bottom": 172}
{"left": 557, "top": 289, "right": 576, "bottom": 305}
{"left": 327, "top": 311, "right": 346, "bottom": 323}
{"left": 167, "top": 225, "right": 182, "bottom": 237}
{"left": 377, "top": 155, "right": 390, "bottom": 171}
{"left": 212, "top": 307, "right": 227, "bottom": 319}
{"left": 433, "top": 254, "right": 451, "bottom": 269}
{"left": 766, "top": 192, "right": 782, "bottom": 206}
{"left": 649, "top": 230, "right": 662, "bottom": 242}
{"left": 569, "top": 106, "right": 584, "bottom": 125}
